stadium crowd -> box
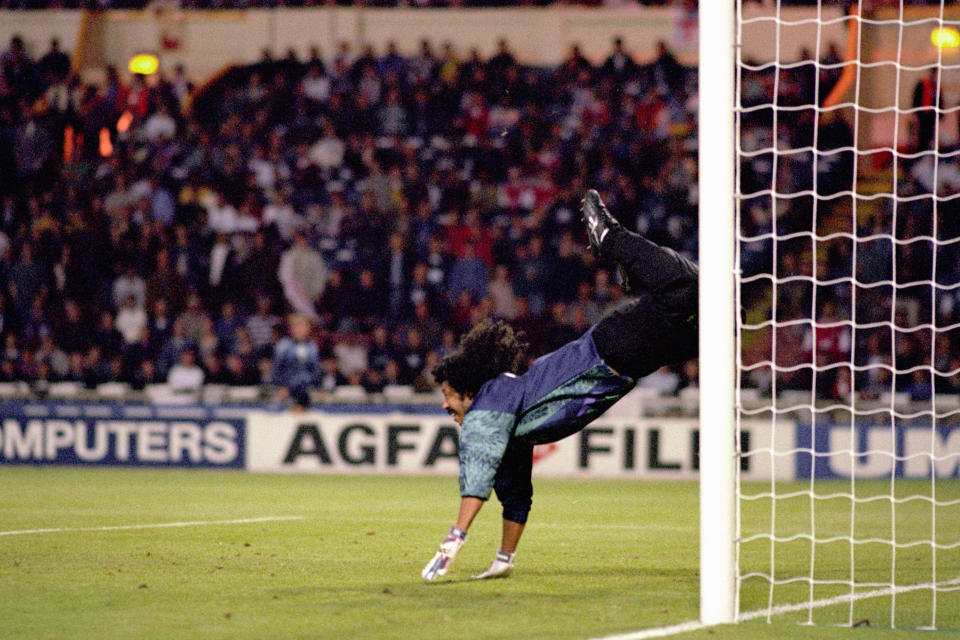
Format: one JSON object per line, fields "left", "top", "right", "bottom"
{"left": 0, "top": 34, "right": 704, "bottom": 402}
{"left": 0, "top": 0, "right": 944, "bottom": 10}
{"left": 1, "top": 30, "right": 958, "bottom": 404}
{"left": 737, "top": 51, "right": 960, "bottom": 402}
{"left": 0, "top": 0, "right": 692, "bottom": 9}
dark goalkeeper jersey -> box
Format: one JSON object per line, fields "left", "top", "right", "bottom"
{"left": 458, "top": 327, "right": 636, "bottom": 500}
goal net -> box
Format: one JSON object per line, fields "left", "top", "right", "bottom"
{"left": 731, "top": 0, "right": 960, "bottom": 629}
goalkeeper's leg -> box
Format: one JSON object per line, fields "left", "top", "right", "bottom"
{"left": 582, "top": 189, "right": 698, "bottom": 378}
{"left": 590, "top": 229, "right": 699, "bottom": 379}
{"left": 582, "top": 188, "right": 698, "bottom": 295}
{"left": 475, "top": 441, "right": 533, "bottom": 579}
{"left": 601, "top": 225, "right": 698, "bottom": 297}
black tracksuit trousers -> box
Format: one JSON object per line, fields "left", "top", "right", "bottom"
{"left": 592, "top": 227, "right": 699, "bottom": 379}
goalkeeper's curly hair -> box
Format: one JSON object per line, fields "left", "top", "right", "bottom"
{"left": 432, "top": 319, "right": 529, "bottom": 398}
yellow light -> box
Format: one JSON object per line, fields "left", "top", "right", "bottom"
{"left": 931, "top": 27, "right": 960, "bottom": 49}
{"left": 128, "top": 53, "right": 159, "bottom": 76}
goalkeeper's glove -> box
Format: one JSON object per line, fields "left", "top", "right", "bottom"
{"left": 473, "top": 550, "right": 515, "bottom": 579}
{"left": 421, "top": 526, "right": 467, "bottom": 581}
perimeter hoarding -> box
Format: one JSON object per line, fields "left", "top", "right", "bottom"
{"left": 795, "top": 420, "right": 960, "bottom": 480}
{"left": 245, "top": 412, "right": 796, "bottom": 480}
{"left": 10, "top": 401, "right": 957, "bottom": 481}
{"left": 0, "top": 403, "right": 245, "bottom": 468}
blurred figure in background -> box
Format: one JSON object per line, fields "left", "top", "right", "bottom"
{"left": 272, "top": 313, "right": 320, "bottom": 410}
{"left": 167, "top": 349, "right": 205, "bottom": 392}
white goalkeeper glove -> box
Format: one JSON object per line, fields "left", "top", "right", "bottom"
{"left": 421, "top": 526, "right": 467, "bottom": 581}
{"left": 473, "top": 550, "right": 515, "bottom": 579}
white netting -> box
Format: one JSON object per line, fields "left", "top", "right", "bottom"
{"left": 734, "top": 1, "right": 960, "bottom": 629}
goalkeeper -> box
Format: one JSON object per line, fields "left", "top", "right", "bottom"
{"left": 422, "top": 190, "right": 699, "bottom": 581}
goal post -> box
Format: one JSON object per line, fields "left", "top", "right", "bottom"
{"left": 698, "top": 0, "right": 738, "bottom": 626}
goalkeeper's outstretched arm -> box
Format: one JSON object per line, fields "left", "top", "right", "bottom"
{"left": 421, "top": 497, "right": 485, "bottom": 581}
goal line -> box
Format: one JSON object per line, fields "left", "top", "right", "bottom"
{"left": 590, "top": 575, "right": 960, "bottom": 640}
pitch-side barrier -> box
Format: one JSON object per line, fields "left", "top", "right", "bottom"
{"left": 2, "top": 399, "right": 958, "bottom": 480}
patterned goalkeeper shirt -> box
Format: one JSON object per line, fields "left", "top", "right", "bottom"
{"left": 458, "top": 328, "right": 636, "bottom": 500}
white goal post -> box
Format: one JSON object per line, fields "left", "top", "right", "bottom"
{"left": 697, "top": 0, "right": 738, "bottom": 627}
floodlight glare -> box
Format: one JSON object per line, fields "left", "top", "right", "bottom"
{"left": 128, "top": 53, "right": 159, "bottom": 75}
{"left": 931, "top": 27, "right": 960, "bottom": 49}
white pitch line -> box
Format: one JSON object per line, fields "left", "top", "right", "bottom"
{"left": 536, "top": 522, "right": 694, "bottom": 533}
{"left": 589, "top": 620, "right": 705, "bottom": 640}
{"left": 0, "top": 515, "right": 304, "bottom": 537}
{"left": 334, "top": 516, "right": 693, "bottom": 533}
{"left": 738, "top": 576, "right": 960, "bottom": 622}
{"left": 589, "top": 576, "right": 960, "bottom": 640}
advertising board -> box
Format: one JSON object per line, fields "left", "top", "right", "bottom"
{"left": 246, "top": 412, "right": 796, "bottom": 481}
{"left": 0, "top": 403, "right": 244, "bottom": 468}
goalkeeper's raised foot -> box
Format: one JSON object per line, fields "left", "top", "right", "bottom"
{"left": 580, "top": 189, "right": 620, "bottom": 258}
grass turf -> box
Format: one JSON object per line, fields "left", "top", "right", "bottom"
{"left": 0, "top": 467, "right": 958, "bottom": 639}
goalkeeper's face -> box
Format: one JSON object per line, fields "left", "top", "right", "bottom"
{"left": 440, "top": 381, "right": 473, "bottom": 425}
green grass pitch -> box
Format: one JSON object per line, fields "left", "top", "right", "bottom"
{"left": 1, "top": 467, "right": 959, "bottom": 639}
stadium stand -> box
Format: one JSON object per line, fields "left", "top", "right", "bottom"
{"left": 0, "top": 0, "right": 691, "bottom": 9}
{"left": 1, "top": 29, "right": 957, "bottom": 405}
{"left": 0, "top": 1, "right": 942, "bottom": 9}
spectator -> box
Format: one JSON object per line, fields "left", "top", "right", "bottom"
{"left": 446, "top": 241, "right": 488, "bottom": 301}
{"left": 0, "top": 34, "right": 35, "bottom": 95}
{"left": 38, "top": 38, "right": 70, "bottom": 83}
{"left": 176, "top": 294, "right": 208, "bottom": 343}
{"left": 206, "top": 233, "right": 239, "bottom": 307}
{"left": 911, "top": 67, "right": 941, "bottom": 152}
{"left": 398, "top": 327, "right": 428, "bottom": 384}
{"left": 115, "top": 295, "right": 147, "bottom": 344}
{"left": 203, "top": 353, "right": 229, "bottom": 384}
{"left": 131, "top": 359, "right": 161, "bottom": 391}
{"left": 488, "top": 264, "right": 519, "bottom": 320}
{"left": 148, "top": 298, "right": 174, "bottom": 353}
{"left": 317, "top": 357, "right": 345, "bottom": 395}
{"left": 246, "top": 295, "right": 280, "bottom": 351}
{"left": 353, "top": 268, "right": 386, "bottom": 332}
{"left": 224, "top": 352, "right": 258, "bottom": 386}
{"left": 63, "top": 352, "right": 86, "bottom": 384}
{"left": 333, "top": 331, "right": 368, "bottom": 379}
{"left": 316, "top": 268, "right": 355, "bottom": 330}
{"left": 206, "top": 192, "right": 240, "bottom": 236}
{"left": 600, "top": 36, "right": 637, "bottom": 82}
{"left": 83, "top": 346, "right": 112, "bottom": 388}
{"left": 92, "top": 311, "right": 124, "bottom": 360}
{"left": 381, "top": 232, "right": 411, "bottom": 322}
{"left": 167, "top": 349, "right": 205, "bottom": 392}
{"left": 56, "top": 299, "right": 89, "bottom": 356}
{"left": 9, "top": 243, "right": 43, "bottom": 311}
{"left": 158, "top": 317, "right": 193, "bottom": 375}
{"left": 638, "top": 365, "right": 681, "bottom": 395}
{"left": 146, "top": 249, "right": 188, "bottom": 310}
{"left": 37, "top": 335, "right": 68, "bottom": 379}
{"left": 112, "top": 265, "right": 147, "bottom": 311}
{"left": 410, "top": 301, "right": 443, "bottom": 350}
{"left": 215, "top": 301, "right": 244, "bottom": 352}
{"left": 143, "top": 102, "right": 177, "bottom": 142}
{"left": 278, "top": 230, "right": 327, "bottom": 321}
{"left": 368, "top": 324, "right": 398, "bottom": 373}
{"left": 272, "top": 313, "right": 320, "bottom": 408}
